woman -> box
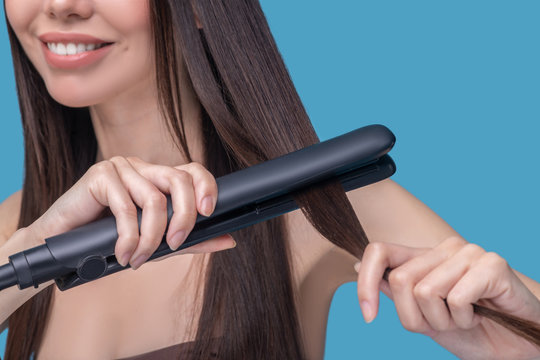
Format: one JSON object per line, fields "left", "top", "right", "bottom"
{"left": 0, "top": 0, "right": 538, "bottom": 359}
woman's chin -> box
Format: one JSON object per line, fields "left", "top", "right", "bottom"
{"left": 47, "top": 90, "right": 101, "bottom": 109}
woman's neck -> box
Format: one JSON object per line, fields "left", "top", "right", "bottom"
{"left": 90, "top": 73, "right": 204, "bottom": 167}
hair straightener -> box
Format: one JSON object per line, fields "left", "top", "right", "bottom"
{"left": 0, "top": 124, "right": 396, "bottom": 292}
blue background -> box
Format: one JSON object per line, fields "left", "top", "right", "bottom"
{"left": 1, "top": 1, "right": 539, "bottom": 358}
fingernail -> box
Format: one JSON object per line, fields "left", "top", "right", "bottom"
{"left": 360, "top": 300, "right": 373, "bottom": 323}
{"left": 131, "top": 254, "right": 147, "bottom": 270}
{"left": 231, "top": 239, "right": 237, "bottom": 248}
{"left": 170, "top": 230, "right": 186, "bottom": 250}
{"left": 120, "top": 253, "right": 130, "bottom": 267}
{"left": 353, "top": 261, "right": 361, "bottom": 272}
{"left": 201, "top": 196, "right": 215, "bottom": 216}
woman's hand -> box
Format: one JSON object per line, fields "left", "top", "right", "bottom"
{"left": 26, "top": 156, "right": 236, "bottom": 270}
{"left": 355, "top": 237, "right": 540, "bottom": 360}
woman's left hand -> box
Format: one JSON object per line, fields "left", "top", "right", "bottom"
{"left": 355, "top": 237, "right": 540, "bottom": 360}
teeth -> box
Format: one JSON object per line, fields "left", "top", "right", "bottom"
{"left": 66, "top": 43, "right": 77, "bottom": 55}
{"left": 56, "top": 43, "right": 67, "bottom": 55}
{"left": 46, "top": 42, "right": 107, "bottom": 56}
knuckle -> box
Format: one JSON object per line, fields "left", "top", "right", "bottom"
{"left": 481, "top": 251, "right": 508, "bottom": 270}
{"left": 185, "top": 161, "right": 205, "bottom": 171}
{"left": 90, "top": 160, "right": 115, "bottom": 176}
{"left": 446, "top": 291, "right": 467, "bottom": 310}
{"left": 173, "top": 169, "right": 193, "bottom": 183}
{"left": 117, "top": 201, "right": 137, "bottom": 217}
{"left": 167, "top": 174, "right": 182, "bottom": 188}
{"left": 414, "top": 282, "right": 435, "bottom": 301}
{"left": 108, "top": 155, "right": 127, "bottom": 164}
{"left": 462, "top": 243, "right": 484, "bottom": 256}
{"left": 388, "top": 269, "right": 411, "bottom": 290}
{"left": 365, "top": 241, "right": 386, "bottom": 259}
{"left": 184, "top": 162, "right": 215, "bottom": 183}
{"left": 145, "top": 192, "right": 167, "bottom": 209}
{"left": 401, "top": 317, "right": 427, "bottom": 333}
{"left": 120, "top": 230, "right": 139, "bottom": 244}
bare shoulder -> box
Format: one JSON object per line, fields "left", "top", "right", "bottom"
{"left": 0, "top": 190, "right": 23, "bottom": 246}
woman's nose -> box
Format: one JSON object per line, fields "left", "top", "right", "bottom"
{"left": 45, "top": 0, "right": 93, "bottom": 21}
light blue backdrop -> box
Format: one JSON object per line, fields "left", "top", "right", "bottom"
{"left": 1, "top": 1, "right": 539, "bottom": 359}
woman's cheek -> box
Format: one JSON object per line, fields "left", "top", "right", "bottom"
{"left": 5, "top": 0, "right": 39, "bottom": 33}
{"left": 5, "top": 0, "right": 41, "bottom": 59}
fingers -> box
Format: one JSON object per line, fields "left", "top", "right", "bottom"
{"left": 356, "top": 237, "right": 483, "bottom": 335}
{"left": 390, "top": 237, "right": 465, "bottom": 333}
{"left": 109, "top": 156, "right": 169, "bottom": 269}
{"left": 176, "top": 162, "right": 218, "bottom": 217}
{"left": 87, "top": 159, "right": 143, "bottom": 268}
{"left": 356, "top": 242, "right": 427, "bottom": 323}
{"left": 413, "top": 242, "right": 485, "bottom": 331}
{"left": 132, "top": 159, "right": 218, "bottom": 216}
{"left": 128, "top": 159, "right": 218, "bottom": 251}
{"left": 108, "top": 157, "right": 220, "bottom": 270}
{"left": 355, "top": 236, "right": 523, "bottom": 338}
{"left": 446, "top": 252, "right": 509, "bottom": 329}
{"left": 30, "top": 155, "right": 230, "bottom": 274}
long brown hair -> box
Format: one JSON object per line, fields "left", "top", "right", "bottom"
{"left": 4, "top": 1, "right": 540, "bottom": 358}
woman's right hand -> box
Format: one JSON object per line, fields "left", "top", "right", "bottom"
{"left": 25, "top": 156, "right": 236, "bottom": 270}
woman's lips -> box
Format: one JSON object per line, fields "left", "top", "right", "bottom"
{"left": 38, "top": 32, "right": 114, "bottom": 70}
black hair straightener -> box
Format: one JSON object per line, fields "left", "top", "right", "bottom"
{"left": 0, "top": 124, "right": 396, "bottom": 292}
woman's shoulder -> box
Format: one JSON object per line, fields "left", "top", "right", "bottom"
{"left": 0, "top": 190, "right": 22, "bottom": 246}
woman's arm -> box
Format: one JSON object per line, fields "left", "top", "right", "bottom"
{"left": 342, "top": 178, "right": 540, "bottom": 300}
{"left": 347, "top": 178, "right": 460, "bottom": 248}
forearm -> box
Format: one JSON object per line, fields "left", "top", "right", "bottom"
{"left": 0, "top": 228, "right": 55, "bottom": 329}
{"left": 348, "top": 179, "right": 461, "bottom": 249}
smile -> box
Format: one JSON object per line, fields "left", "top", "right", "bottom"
{"left": 46, "top": 42, "right": 111, "bottom": 56}
{"left": 39, "top": 32, "right": 115, "bottom": 70}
